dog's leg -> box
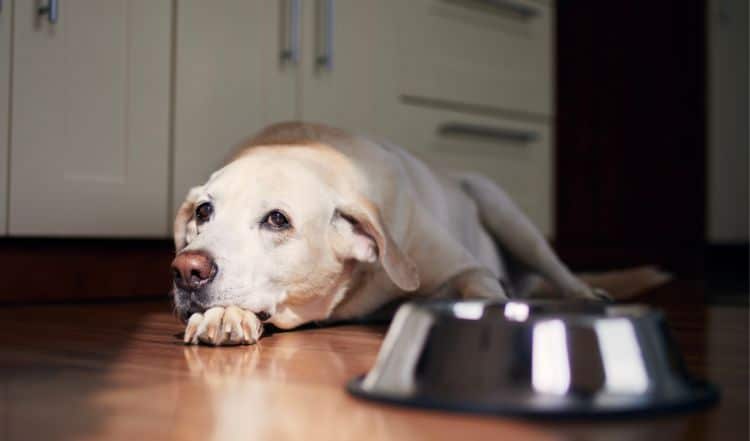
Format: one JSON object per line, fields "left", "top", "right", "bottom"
{"left": 459, "top": 173, "right": 600, "bottom": 299}
{"left": 184, "top": 306, "right": 263, "bottom": 346}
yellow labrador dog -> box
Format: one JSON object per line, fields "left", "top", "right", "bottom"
{"left": 172, "top": 122, "right": 602, "bottom": 345}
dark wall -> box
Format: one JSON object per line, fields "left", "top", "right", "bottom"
{"left": 555, "top": 1, "right": 707, "bottom": 274}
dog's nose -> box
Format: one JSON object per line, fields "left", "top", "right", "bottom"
{"left": 171, "top": 250, "right": 217, "bottom": 291}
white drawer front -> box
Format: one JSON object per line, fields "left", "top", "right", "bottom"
{"left": 394, "top": 0, "right": 553, "bottom": 116}
{"left": 389, "top": 104, "right": 553, "bottom": 235}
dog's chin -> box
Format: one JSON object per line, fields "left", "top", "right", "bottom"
{"left": 172, "top": 287, "right": 209, "bottom": 322}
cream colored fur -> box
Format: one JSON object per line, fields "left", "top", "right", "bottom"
{"left": 174, "top": 122, "right": 603, "bottom": 345}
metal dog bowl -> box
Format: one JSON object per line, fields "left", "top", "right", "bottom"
{"left": 347, "top": 300, "right": 718, "bottom": 418}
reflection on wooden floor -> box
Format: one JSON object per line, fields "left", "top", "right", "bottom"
{"left": 0, "top": 281, "right": 746, "bottom": 441}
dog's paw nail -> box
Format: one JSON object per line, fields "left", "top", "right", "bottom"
{"left": 184, "top": 312, "right": 204, "bottom": 344}
{"left": 240, "top": 310, "right": 263, "bottom": 344}
{"left": 196, "top": 307, "right": 225, "bottom": 345}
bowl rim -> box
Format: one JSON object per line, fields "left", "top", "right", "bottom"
{"left": 404, "top": 298, "right": 663, "bottom": 323}
{"left": 347, "top": 375, "right": 719, "bottom": 419}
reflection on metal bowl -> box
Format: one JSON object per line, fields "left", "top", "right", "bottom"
{"left": 347, "top": 300, "right": 718, "bottom": 418}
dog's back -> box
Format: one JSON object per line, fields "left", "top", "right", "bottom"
{"left": 232, "top": 122, "right": 597, "bottom": 300}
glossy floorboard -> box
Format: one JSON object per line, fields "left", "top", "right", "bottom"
{"left": 0, "top": 281, "right": 746, "bottom": 441}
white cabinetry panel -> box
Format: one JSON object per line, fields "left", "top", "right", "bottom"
{"left": 394, "top": 0, "right": 553, "bottom": 116}
{"left": 10, "top": 0, "right": 172, "bottom": 236}
{"left": 392, "top": 104, "right": 553, "bottom": 235}
{"left": 299, "top": 0, "right": 399, "bottom": 136}
{"left": 0, "top": 0, "right": 11, "bottom": 235}
{"left": 172, "top": 0, "right": 296, "bottom": 214}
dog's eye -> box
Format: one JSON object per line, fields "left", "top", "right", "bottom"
{"left": 263, "top": 210, "right": 290, "bottom": 230}
{"left": 195, "top": 202, "right": 213, "bottom": 223}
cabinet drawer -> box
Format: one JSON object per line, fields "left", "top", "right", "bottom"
{"left": 390, "top": 104, "right": 553, "bottom": 235}
{"left": 394, "top": 0, "right": 553, "bottom": 116}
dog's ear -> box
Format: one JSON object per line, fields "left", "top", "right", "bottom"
{"left": 331, "top": 199, "right": 420, "bottom": 292}
{"left": 173, "top": 186, "right": 202, "bottom": 251}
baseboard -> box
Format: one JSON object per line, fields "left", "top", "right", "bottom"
{"left": 705, "top": 243, "right": 749, "bottom": 302}
{"left": 0, "top": 238, "right": 174, "bottom": 304}
{"left": 1, "top": 238, "right": 744, "bottom": 304}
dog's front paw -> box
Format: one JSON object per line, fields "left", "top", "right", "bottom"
{"left": 183, "top": 306, "right": 263, "bottom": 346}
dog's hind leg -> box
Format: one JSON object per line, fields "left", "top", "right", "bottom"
{"left": 458, "top": 173, "right": 601, "bottom": 300}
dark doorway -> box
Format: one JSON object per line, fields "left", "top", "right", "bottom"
{"left": 555, "top": 1, "right": 707, "bottom": 275}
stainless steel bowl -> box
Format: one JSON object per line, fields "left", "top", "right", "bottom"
{"left": 347, "top": 300, "right": 718, "bottom": 417}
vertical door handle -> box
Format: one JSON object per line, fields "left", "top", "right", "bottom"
{"left": 280, "top": 0, "right": 300, "bottom": 64}
{"left": 315, "top": 0, "right": 334, "bottom": 70}
{"left": 38, "top": 0, "right": 59, "bottom": 24}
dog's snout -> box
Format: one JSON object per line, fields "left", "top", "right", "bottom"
{"left": 171, "top": 250, "right": 217, "bottom": 291}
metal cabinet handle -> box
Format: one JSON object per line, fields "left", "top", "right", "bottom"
{"left": 438, "top": 122, "right": 539, "bottom": 143}
{"left": 449, "top": 0, "right": 539, "bottom": 19}
{"left": 38, "top": 0, "right": 59, "bottom": 24}
{"left": 315, "top": 0, "right": 334, "bottom": 70}
{"left": 280, "top": 0, "right": 300, "bottom": 64}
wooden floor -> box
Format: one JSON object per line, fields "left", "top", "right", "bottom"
{"left": 0, "top": 281, "right": 746, "bottom": 441}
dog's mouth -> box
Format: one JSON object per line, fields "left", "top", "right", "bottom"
{"left": 178, "top": 301, "right": 206, "bottom": 322}
{"left": 173, "top": 286, "right": 276, "bottom": 323}
{"left": 173, "top": 287, "right": 211, "bottom": 321}
{"left": 187, "top": 299, "right": 206, "bottom": 314}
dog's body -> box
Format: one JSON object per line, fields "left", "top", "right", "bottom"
{"left": 172, "top": 122, "right": 599, "bottom": 345}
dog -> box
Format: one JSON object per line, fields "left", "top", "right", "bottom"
{"left": 171, "top": 122, "right": 605, "bottom": 345}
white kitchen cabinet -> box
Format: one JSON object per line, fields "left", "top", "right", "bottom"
{"left": 9, "top": 0, "right": 172, "bottom": 236}
{"left": 299, "top": 0, "right": 399, "bottom": 136}
{"left": 0, "top": 0, "right": 554, "bottom": 239}
{"left": 172, "top": 0, "right": 297, "bottom": 214}
{"left": 169, "top": 0, "right": 555, "bottom": 235}
{"left": 0, "top": 0, "right": 11, "bottom": 235}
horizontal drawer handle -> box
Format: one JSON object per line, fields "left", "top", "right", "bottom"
{"left": 438, "top": 122, "right": 539, "bottom": 143}
{"left": 447, "top": 0, "right": 540, "bottom": 19}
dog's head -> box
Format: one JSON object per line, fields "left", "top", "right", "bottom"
{"left": 171, "top": 145, "right": 419, "bottom": 329}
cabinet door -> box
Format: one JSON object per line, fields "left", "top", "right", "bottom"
{"left": 173, "top": 0, "right": 297, "bottom": 213}
{"left": 0, "top": 0, "right": 11, "bottom": 235}
{"left": 299, "top": 0, "right": 399, "bottom": 137}
{"left": 10, "top": 0, "right": 171, "bottom": 237}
